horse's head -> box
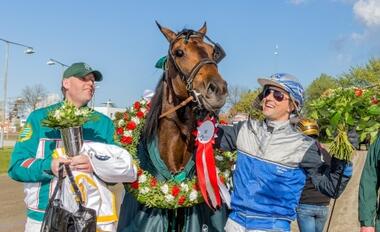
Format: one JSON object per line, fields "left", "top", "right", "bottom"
{"left": 157, "top": 22, "right": 228, "bottom": 114}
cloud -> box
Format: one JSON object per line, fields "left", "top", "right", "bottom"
{"left": 353, "top": 0, "right": 380, "bottom": 27}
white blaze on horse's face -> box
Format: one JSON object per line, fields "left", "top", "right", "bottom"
{"left": 157, "top": 22, "right": 228, "bottom": 112}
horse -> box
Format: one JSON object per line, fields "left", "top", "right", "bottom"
{"left": 117, "top": 23, "right": 228, "bottom": 232}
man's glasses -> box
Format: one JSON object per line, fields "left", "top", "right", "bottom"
{"left": 263, "top": 87, "right": 289, "bottom": 102}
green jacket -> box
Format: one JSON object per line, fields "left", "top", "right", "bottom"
{"left": 359, "top": 135, "right": 380, "bottom": 229}
{"left": 8, "top": 102, "right": 115, "bottom": 221}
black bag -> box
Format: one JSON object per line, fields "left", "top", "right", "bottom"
{"left": 41, "top": 164, "right": 97, "bottom": 232}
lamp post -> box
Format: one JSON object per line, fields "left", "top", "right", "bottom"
{"left": 274, "top": 44, "right": 279, "bottom": 73}
{"left": 0, "top": 38, "right": 35, "bottom": 149}
{"left": 47, "top": 58, "right": 68, "bottom": 74}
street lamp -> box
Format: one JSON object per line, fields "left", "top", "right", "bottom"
{"left": 0, "top": 38, "right": 35, "bottom": 148}
{"left": 47, "top": 58, "right": 68, "bottom": 74}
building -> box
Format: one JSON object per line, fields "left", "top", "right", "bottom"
{"left": 94, "top": 99, "right": 125, "bottom": 120}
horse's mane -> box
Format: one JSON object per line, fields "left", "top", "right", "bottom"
{"left": 143, "top": 74, "right": 165, "bottom": 142}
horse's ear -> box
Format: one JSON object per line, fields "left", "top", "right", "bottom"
{"left": 198, "top": 22, "right": 207, "bottom": 35}
{"left": 156, "top": 21, "right": 176, "bottom": 43}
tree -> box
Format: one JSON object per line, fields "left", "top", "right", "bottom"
{"left": 338, "top": 58, "right": 380, "bottom": 88}
{"left": 229, "top": 88, "right": 263, "bottom": 120}
{"left": 21, "top": 84, "right": 47, "bottom": 111}
{"left": 303, "top": 74, "right": 338, "bottom": 115}
{"left": 305, "top": 73, "right": 338, "bottom": 102}
{"left": 223, "top": 85, "right": 249, "bottom": 112}
{"left": 8, "top": 98, "right": 26, "bottom": 121}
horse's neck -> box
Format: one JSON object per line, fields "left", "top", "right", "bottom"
{"left": 157, "top": 81, "right": 195, "bottom": 173}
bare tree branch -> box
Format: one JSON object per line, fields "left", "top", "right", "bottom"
{"left": 21, "top": 84, "right": 47, "bottom": 111}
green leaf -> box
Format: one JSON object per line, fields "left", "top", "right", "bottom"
{"left": 326, "top": 127, "right": 332, "bottom": 137}
{"left": 368, "top": 105, "right": 380, "bottom": 115}
{"left": 330, "top": 112, "right": 342, "bottom": 127}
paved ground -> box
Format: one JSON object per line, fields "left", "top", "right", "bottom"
{"left": 0, "top": 150, "right": 367, "bottom": 231}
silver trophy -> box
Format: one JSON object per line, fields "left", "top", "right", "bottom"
{"left": 60, "top": 126, "right": 83, "bottom": 157}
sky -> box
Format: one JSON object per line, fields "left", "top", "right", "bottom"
{"left": 0, "top": 0, "right": 379, "bottom": 109}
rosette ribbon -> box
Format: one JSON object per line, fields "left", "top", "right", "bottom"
{"left": 195, "top": 117, "right": 231, "bottom": 209}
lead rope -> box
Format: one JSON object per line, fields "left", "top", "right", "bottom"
{"left": 159, "top": 95, "right": 194, "bottom": 119}
{"left": 325, "top": 164, "right": 345, "bottom": 232}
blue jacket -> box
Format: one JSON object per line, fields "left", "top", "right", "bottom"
{"left": 217, "top": 119, "right": 351, "bottom": 231}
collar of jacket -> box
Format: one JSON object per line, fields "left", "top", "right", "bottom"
{"left": 264, "top": 120, "right": 292, "bottom": 134}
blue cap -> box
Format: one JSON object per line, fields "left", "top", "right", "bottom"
{"left": 257, "top": 73, "right": 304, "bottom": 111}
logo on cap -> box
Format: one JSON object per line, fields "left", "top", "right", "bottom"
{"left": 84, "top": 63, "right": 91, "bottom": 71}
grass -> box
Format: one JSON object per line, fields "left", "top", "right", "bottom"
{"left": 0, "top": 147, "right": 13, "bottom": 174}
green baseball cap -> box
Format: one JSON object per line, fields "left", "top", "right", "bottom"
{"left": 63, "top": 62, "right": 103, "bottom": 81}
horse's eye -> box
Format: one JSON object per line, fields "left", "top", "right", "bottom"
{"left": 174, "top": 49, "right": 184, "bottom": 57}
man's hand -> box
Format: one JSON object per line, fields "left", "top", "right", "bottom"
{"left": 51, "top": 158, "right": 71, "bottom": 177}
{"left": 70, "top": 154, "right": 93, "bottom": 173}
{"left": 360, "top": 227, "right": 375, "bottom": 232}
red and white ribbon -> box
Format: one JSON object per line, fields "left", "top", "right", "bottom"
{"left": 195, "top": 118, "right": 224, "bottom": 209}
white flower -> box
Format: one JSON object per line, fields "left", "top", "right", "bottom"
{"left": 74, "top": 110, "right": 82, "bottom": 116}
{"left": 139, "top": 187, "right": 150, "bottom": 194}
{"left": 223, "top": 170, "right": 230, "bottom": 179}
{"left": 165, "top": 194, "right": 174, "bottom": 202}
{"left": 180, "top": 183, "right": 189, "bottom": 192}
{"left": 215, "top": 155, "right": 224, "bottom": 161}
{"left": 161, "top": 184, "right": 169, "bottom": 194}
{"left": 123, "top": 130, "right": 132, "bottom": 137}
{"left": 140, "top": 99, "right": 147, "bottom": 105}
{"left": 189, "top": 190, "right": 198, "bottom": 201}
{"left": 118, "top": 119, "right": 126, "bottom": 127}
{"left": 138, "top": 174, "right": 147, "bottom": 183}
{"left": 132, "top": 117, "right": 140, "bottom": 124}
{"left": 54, "top": 110, "right": 61, "bottom": 120}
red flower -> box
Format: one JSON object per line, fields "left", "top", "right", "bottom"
{"left": 371, "top": 96, "right": 379, "bottom": 104}
{"left": 192, "top": 183, "right": 199, "bottom": 191}
{"left": 171, "top": 185, "right": 180, "bottom": 197}
{"left": 147, "top": 101, "right": 151, "bottom": 109}
{"left": 219, "top": 120, "right": 228, "bottom": 125}
{"left": 150, "top": 178, "right": 157, "bottom": 187}
{"left": 121, "top": 136, "right": 133, "bottom": 144}
{"left": 130, "top": 181, "right": 139, "bottom": 189}
{"left": 116, "top": 127, "right": 124, "bottom": 135}
{"left": 354, "top": 88, "right": 363, "bottom": 97}
{"left": 137, "top": 169, "right": 143, "bottom": 176}
{"left": 136, "top": 111, "right": 144, "bottom": 119}
{"left": 134, "top": 101, "right": 141, "bottom": 110}
{"left": 178, "top": 195, "right": 186, "bottom": 205}
{"left": 123, "top": 112, "right": 130, "bottom": 120}
{"left": 126, "top": 121, "right": 137, "bottom": 130}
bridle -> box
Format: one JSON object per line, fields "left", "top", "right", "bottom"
{"left": 159, "top": 30, "right": 226, "bottom": 119}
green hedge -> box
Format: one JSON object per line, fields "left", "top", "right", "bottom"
{"left": 0, "top": 147, "right": 12, "bottom": 174}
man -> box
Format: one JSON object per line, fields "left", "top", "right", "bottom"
{"left": 216, "top": 73, "right": 352, "bottom": 232}
{"left": 8, "top": 62, "right": 135, "bottom": 232}
{"left": 359, "top": 134, "right": 380, "bottom": 232}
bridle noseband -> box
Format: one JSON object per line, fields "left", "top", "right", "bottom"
{"left": 159, "top": 30, "right": 226, "bottom": 119}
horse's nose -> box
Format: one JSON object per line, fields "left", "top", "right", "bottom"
{"left": 207, "top": 79, "right": 227, "bottom": 96}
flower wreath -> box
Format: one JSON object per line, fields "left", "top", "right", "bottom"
{"left": 114, "top": 98, "right": 236, "bottom": 209}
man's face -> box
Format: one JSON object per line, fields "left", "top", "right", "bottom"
{"left": 63, "top": 73, "right": 95, "bottom": 107}
{"left": 261, "top": 85, "right": 294, "bottom": 121}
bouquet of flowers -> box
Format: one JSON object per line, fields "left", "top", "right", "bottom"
{"left": 42, "top": 101, "right": 96, "bottom": 129}
{"left": 308, "top": 86, "right": 380, "bottom": 161}
{"left": 42, "top": 101, "right": 97, "bottom": 157}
